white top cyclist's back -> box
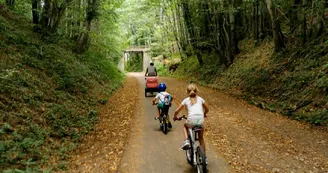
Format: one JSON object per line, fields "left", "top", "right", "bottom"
{"left": 181, "top": 96, "right": 205, "bottom": 118}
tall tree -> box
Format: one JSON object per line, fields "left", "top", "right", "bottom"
{"left": 265, "top": 0, "right": 285, "bottom": 51}
{"left": 41, "top": 0, "right": 73, "bottom": 33}
{"left": 5, "top": 0, "right": 14, "bottom": 7}
{"left": 32, "top": 0, "right": 39, "bottom": 25}
{"left": 75, "top": 0, "right": 98, "bottom": 53}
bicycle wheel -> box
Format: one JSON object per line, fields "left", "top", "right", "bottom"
{"left": 196, "top": 146, "right": 206, "bottom": 173}
{"left": 185, "top": 134, "right": 193, "bottom": 165}
{"left": 162, "top": 116, "right": 167, "bottom": 134}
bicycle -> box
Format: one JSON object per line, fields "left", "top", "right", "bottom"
{"left": 177, "top": 115, "right": 207, "bottom": 173}
{"left": 153, "top": 103, "right": 170, "bottom": 134}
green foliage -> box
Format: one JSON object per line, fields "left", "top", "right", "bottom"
{"left": 11, "top": 0, "right": 31, "bottom": 18}
{"left": 154, "top": 61, "right": 169, "bottom": 76}
{"left": 0, "top": 123, "right": 46, "bottom": 171}
{"left": 0, "top": 6, "right": 124, "bottom": 171}
{"left": 315, "top": 72, "right": 328, "bottom": 93}
{"left": 150, "top": 42, "right": 167, "bottom": 57}
{"left": 125, "top": 53, "right": 143, "bottom": 72}
{"left": 172, "top": 53, "right": 226, "bottom": 82}
{"left": 174, "top": 56, "right": 200, "bottom": 78}
{"left": 3, "top": 167, "right": 50, "bottom": 173}
{"left": 81, "top": 50, "right": 124, "bottom": 86}
{"left": 118, "top": 0, "right": 162, "bottom": 47}
{"left": 307, "top": 110, "right": 328, "bottom": 125}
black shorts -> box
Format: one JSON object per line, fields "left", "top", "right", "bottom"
{"left": 158, "top": 107, "right": 169, "bottom": 115}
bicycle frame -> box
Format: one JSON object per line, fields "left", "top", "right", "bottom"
{"left": 186, "top": 126, "right": 206, "bottom": 173}
{"left": 188, "top": 128, "right": 200, "bottom": 165}
{"left": 159, "top": 111, "right": 167, "bottom": 124}
{"left": 159, "top": 108, "right": 168, "bottom": 134}
{"left": 178, "top": 115, "right": 206, "bottom": 172}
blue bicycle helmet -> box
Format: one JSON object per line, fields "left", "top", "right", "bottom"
{"left": 158, "top": 83, "right": 166, "bottom": 91}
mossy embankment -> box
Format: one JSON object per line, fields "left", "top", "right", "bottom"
{"left": 0, "top": 8, "right": 123, "bottom": 172}
{"left": 172, "top": 38, "right": 328, "bottom": 126}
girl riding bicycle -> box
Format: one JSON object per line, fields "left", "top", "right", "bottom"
{"left": 173, "top": 84, "right": 209, "bottom": 161}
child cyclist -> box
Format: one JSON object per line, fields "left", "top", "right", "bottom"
{"left": 152, "top": 83, "right": 173, "bottom": 128}
{"left": 173, "top": 84, "right": 209, "bottom": 162}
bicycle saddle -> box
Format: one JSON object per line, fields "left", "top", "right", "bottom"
{"left": 192, "top": 127, "right": 203, "bottom": 132}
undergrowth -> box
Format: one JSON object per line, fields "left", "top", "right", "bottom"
{"left": 0, "top": 8, "right": 123, "bottom": 172}
{"left": 154, "top": 61, "right": 170, "bottom": 76}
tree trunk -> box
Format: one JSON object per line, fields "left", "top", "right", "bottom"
{"left": 289, "top": 0, "right": 299, "bottom": 33}
{"left": 196, "top": 51, "right": 204, "bottom": 66}
{"left": 259, "top": 0, "right": 265, "bottom": 39}
{"left": 265, "top": 0, "right": 285, "bottom": 51}
{"left": 41, "top": 0, "right": 72, "bottom": 33}
{"left": 315, "top": 0, "right": 325, "bottom": 38}
{"left": 170, "top": 3, "right": 183, "bottom": 56}
{"left": 75, "top": 20, "right": 91, "bottom": 53}
{"left": 232, "top": 0, "right": 242, "bottom": 55}
{"left": 242, "top": 1, "right": 248, "bottom": 37}
{"left": 32, "top": 0, "right": 39, "bottom": 24}
{"left": 253, "top": 0, "right": 259, "bottom": 41}
{"left": 176, "top": 3, "right": 187, "bottom": 54}
{"left": 41, "top": 0, "right": 51, "bottom": 30}
{"left": 74, "top": 0, "right": 98, "bottom": 53}
{"left": 5, "top": 0, "right": 14, "bottom": 7}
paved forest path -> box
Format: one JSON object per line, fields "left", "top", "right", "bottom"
{"left": 67, "top": 73, "right": 328, "bottom": 173}
{"left": 118, "top": 73, "right": 230, "bottom": 173}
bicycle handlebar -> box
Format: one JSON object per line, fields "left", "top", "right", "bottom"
{"left": 175, "top": 115, "right": 187, "bottom": 121}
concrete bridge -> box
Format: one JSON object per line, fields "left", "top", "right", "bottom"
{"left": 118, "top": 48, "right": 151, "bottom": 73}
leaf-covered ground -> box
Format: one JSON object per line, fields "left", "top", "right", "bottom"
{"left": 162, "top": 77, "right": 328, "bottom": 172}
{"left": 65, "top": 76, "right": 139, "bottom": 172}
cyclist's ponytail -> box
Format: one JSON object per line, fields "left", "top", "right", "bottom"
{"left": 187, "top": 84, "right": 198, "bottom": 105}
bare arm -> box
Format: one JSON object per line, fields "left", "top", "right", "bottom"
{"left": 174, "top": 104, "right": 184, "bottom": 120}
{"left": 203, "top": 103, "right": 209, "bottom": 117}
{"left": 145, "top": 68, "right": 148, "bottom": 76}
{"left": 152, "top": 97, "right": 157, "bottom": 105}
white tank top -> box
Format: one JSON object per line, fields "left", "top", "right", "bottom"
{"left": 181, "top": 96, "right": 205, "bottom": 118}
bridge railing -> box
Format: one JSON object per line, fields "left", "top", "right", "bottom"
{"left": 129, "top": 45, "right": 150, "bottom": 49}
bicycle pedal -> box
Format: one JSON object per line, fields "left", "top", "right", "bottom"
{"left": 182, "top": 145, "right": 191, "bottom": 150}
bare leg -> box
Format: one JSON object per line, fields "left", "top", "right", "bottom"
{"left": 155, "top": 108, "right": 160, "bottom": 119}
{"left": 198, "top": 129, "right": 206, "bottom": 156}
{"left": 183, "top": 123, "right": 188, "bottom": 139}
